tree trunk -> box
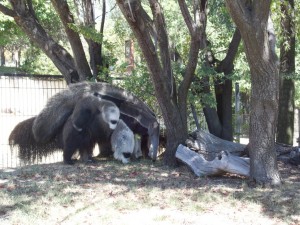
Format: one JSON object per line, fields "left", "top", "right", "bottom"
{"left": 276, "top": 0, "right": 295, "bottom": 145}
{"left": 201, "top": 74, "right": 222, "bottom": 137}
{"left": 82, "top": 0, "right": 105, "bottom": 79}
{"left": 200, "top": 29, "right": 241, "bottom": 141}
{"left": 214, "top": 29, "right": 241, "bottom": 141}
{"left": 277, "top": 79, "right": 295, "bottom": 144}
{"left": 177, "top": 0, "right": 207, "bottom": 136}
{"left": 214, "top": 79, "right": 233, "bottom": 141}
{"left": 51, "top": 0, "right": 92, "bottom": 81}
{"left": 1, "top": 0, "right": 79, "bottom": 84}
{"left": 180, "top": 130, "right": 249, "bottom": 177}
{"left": 225, "top": 1, "right": 281, "bottom": 185}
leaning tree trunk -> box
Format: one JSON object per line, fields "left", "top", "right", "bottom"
{"left": 226, "top": 1, "right": 281, "bottom": 185}
{"left": 51, "top": 0, "right": 92, "bottom": 81}
{"left": 0, "top": 0, "right": 79, "bottom": 84}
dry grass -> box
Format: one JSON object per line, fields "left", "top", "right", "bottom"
{"left": 0, "top": 158, "right": 299, "bottom": 225}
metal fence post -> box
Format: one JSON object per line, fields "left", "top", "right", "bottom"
{"left": 235, "top": 82, "right": 241, "bottom": 143}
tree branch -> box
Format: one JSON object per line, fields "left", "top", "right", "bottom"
{"left": 26, "top": 0, "right": 36, "bottom": 17}
{"left": 149, "top": 0, "right": 174, "bottom": 97}
{"left": 178, "top": 0, "right": 207, "bottom": 128}
{"left": 178, "top": 0, "right": 194, "bottom": 35}
{"left": 216, "top": 28, "right": 241, "bottom": 74}
{"left": 99, "top": 0, "right": 106, "bottom": 38}
{"left": 117, "top": 0, "right": 168, "bottom": 98}
{"left": 8, "top": 0, "right": 79, "bottom": 84}
{"left": 51, "top": 0, "right": 92, "bottom": 81}
{"left": 0, "top": 3, "right": 16, "bottom": 17}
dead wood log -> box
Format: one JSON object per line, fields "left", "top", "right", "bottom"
{"left": 289, "top": 149, "right": 300, "bottom": 165}
{"left": 177, "top": 130, "right": 300, "bottom": 177}
{"left": 186, "top": 130, "right": 247, "bottom": 160}
{"left": 176, "top": 144, "right": 250, "bottom": 177}
{"left": 277, "top": 147, "right": 300, "bottom": 165}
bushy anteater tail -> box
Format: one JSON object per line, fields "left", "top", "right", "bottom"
{"left": 8, "top": 117, "right": 62, "bottom": 163}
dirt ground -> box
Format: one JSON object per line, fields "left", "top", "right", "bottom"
{"left": 0, "top": 157, "right": 299, "bottom": 225}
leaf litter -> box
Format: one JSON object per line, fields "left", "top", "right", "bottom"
{"left": 0, "top": 159, "right": 299, "bottom": 225}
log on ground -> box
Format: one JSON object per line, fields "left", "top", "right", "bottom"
{"left": 176, "top": 144, "right": 250, "bottom": 177}
{"left": 186, "top": 130, "right": 247, "bottom": 160}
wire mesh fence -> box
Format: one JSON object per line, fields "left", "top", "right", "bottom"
{"left": 0, "top": 74, "right": 67, "bottom": 169}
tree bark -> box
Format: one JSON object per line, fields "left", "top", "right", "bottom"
{"left": 200, "top": 75, "right": 223, "bottom": 137}
{"left": 51, "top": 0, "right": 92, "bottom": 81}
{"left": 199, "top": 29, "right": 241, "bottom": 141}
{"left": 225, "top": 1, "right": 281, "bottom": 185}
{"left": 214, "top": 29, "right": 241, "bottom": 141}
{"left": 1, "top": 1, "right": 79, "bottom": 84}
{"left": 276, "top": 0, "right": 295, "bottom": 145}
{"left": 215, "top": 79, "right": 233, "bottom": 140}
{"left": 81, "top": 0, "right": 105, "bottom": 79}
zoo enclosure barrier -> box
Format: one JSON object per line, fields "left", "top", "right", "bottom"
{"left": 0, "top": 74, "right": 67, "bottom": 169}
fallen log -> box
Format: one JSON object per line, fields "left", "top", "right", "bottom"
{"left": 177, "top": 130, "right": 300, "bottom": 177}
{"left": 289, "top": 150, "right": 300, "bottom": 165}
{"left": 176, "top": 144, "right": 250, "bottom": 177}
{"left": 278, "top": 147, "right": 300, "bottom": 166}
{"left": 186, "top": 130, "right": 247, "bottom": 160}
